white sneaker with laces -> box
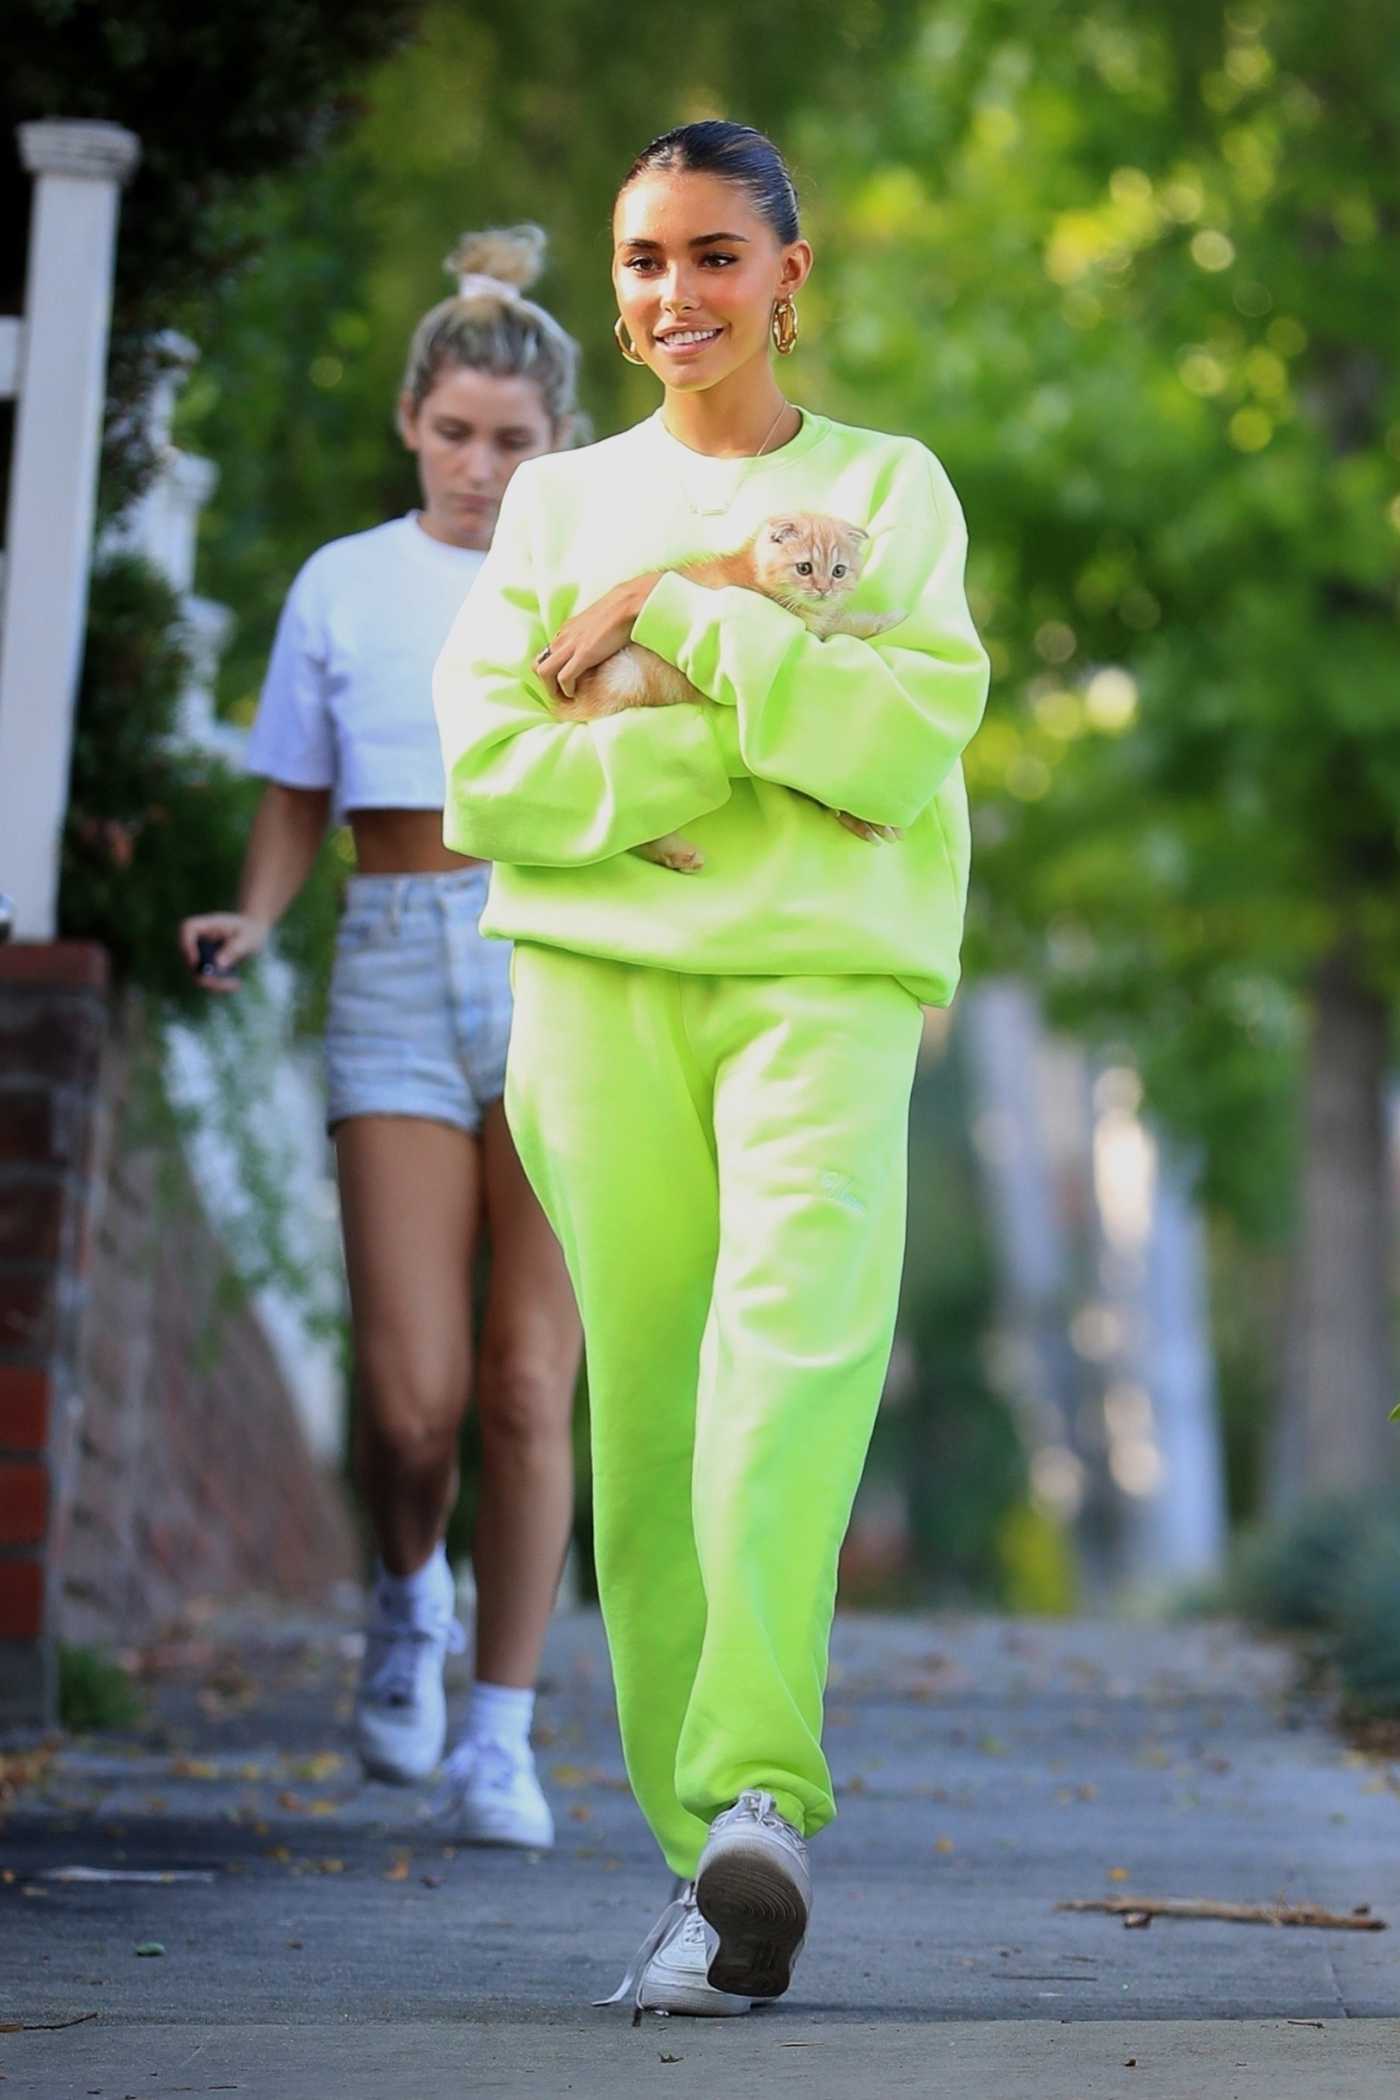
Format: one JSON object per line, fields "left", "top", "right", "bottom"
{"left": 695, "top": 1789, "right": 811, "bottom": 2001}
{"left": 595, "top": 1879, "right": 754, "bottom": 2020}
{"left": 431, "top": 1736, "right": 555, "bottom": 1849}
{"left": 354, "top": 1564, "right": 465, "bottom": 1784}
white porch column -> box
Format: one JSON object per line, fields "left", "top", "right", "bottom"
{"left": 0, "top": 121, "right": 140, "bottom": 939}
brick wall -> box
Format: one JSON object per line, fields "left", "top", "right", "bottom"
{"left": 0, "top": 944, "right": 109, "bottom": 1726}
{"left": 0, "top": 947, "right": 355, "bottom": 1730}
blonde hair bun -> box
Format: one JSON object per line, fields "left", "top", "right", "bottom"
{"left": 444, "top": 225, "right": 547, "bottom": 299}
{"left": 402, "top": 223, "right": 578, "bottom": 427}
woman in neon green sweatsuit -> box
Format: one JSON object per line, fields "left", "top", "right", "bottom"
{"left": 434, "top": 120, "right": 989, "bottom": 2016}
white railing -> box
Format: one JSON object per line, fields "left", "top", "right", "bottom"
{"left": 0, "top": 120, "right": 140, "bottom": 939}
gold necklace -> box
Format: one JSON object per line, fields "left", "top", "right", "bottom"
{"left": 662, "top": 399, "right": 796, "bottom": 518}
{"left": 751, "top": 398, "right": 793, "bottom": 459}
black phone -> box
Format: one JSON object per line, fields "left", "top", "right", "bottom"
{"left": 194, "top": 934, "right": 236, "bottom": 980}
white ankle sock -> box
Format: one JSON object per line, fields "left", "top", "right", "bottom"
{"left": 466, "top": 1680, "right": 535, "bottom": 1755}
{"left": 376, "top": 1542, "right": 451, "bottom": 1613}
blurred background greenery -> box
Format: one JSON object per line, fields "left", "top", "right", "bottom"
{"left": 17, "top": 1, "right": 1398, "bottom": 1641}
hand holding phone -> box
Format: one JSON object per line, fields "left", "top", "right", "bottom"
{"left": 195, "top": 935, "right": 238, "bottom": 981}
{"left": 178, "top": 913, "right": 268, "bottom": 992}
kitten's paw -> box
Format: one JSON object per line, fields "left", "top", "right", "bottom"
{"left": 835, "top": 810, "right": 902, "bottom": 844}
{"left": 838, "top": 609, "right": 910, "bottom": 641}
{"left": 636, "top": 834, "right": 705, "bottom": 873}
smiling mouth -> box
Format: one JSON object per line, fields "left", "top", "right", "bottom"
{"left": 655, "top": 327, "right": 723, "bottom": 349}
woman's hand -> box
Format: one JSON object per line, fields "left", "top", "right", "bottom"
{"left": 176, "top": 911, "right": 271, "bottom": 993}
{"left": 535, "top": 573, "right": 663, "bottom": 703}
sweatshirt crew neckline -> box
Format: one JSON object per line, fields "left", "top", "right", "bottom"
{"left": 645, "top": 408, "right": 829, "bottom": 516}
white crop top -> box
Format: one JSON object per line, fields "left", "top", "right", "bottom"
{"left": 245, "top": 515, "right": 485, "bottom": 814}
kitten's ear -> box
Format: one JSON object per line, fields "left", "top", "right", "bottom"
{"left": 767, "top": 517, "right": 801, "bottom": 544}
{"left": 842, "top": 523, "right": 870, "bottom": 544}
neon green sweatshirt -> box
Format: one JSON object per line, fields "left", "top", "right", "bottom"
{"left": 433, "top": 408, "right": 989, "bottom": 1005}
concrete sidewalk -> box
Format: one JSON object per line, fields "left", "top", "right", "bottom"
{"left": 3, "top": 1608, "right": 1399, "bottom": 2095}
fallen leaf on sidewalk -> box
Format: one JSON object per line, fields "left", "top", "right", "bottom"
{"left": 1059, "top": 1897, "right": 1387, "bottom": 1931}
{"left": 286, "top": 1751, "right": 344, "bottom": 1783}
{"left": 384, "top": 1855, "right": 411, "bottom": 1882}
{"left": 134, "top": 1941, "right": 165, "bottom": 1956}
{"left": 0, "top": 1745, "right": 59, "bottom": 1804}
{"left": 169, "top": 1757, "right": 220, "bottom": 1780}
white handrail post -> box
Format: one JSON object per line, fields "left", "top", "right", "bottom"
{"left": 0, "top": 120, "right": 140, "bottom": 940}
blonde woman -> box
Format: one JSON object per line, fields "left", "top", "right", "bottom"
{"left": 180, "top": 230, "right": 582, "bottom": 1847}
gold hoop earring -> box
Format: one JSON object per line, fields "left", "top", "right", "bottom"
{"left": 772, "top": 297, "right": 799, "bottom": 356}
{"left": 614, "top": 316, "right": 646, "bottom": 366}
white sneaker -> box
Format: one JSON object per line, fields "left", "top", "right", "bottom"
{"left": 354, "top": 1564, "right": 465, "bottom": 1784}
{"left": 431, "top": 1737, "right": 554, "bottom": 1849}
{"left": 695, "top": 1790, "right": 811, "bottom": 2001}
{"left": 595, "top": 1879, "right": 754, "bottom": 2020}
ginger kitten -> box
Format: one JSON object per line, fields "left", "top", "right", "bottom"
{"left": 557, "top": 514, "right": 907, "bottom": 872}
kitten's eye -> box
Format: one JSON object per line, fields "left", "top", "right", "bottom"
{"left": 832, "top": 565, "right": 847, "bottom": 578}
{"left": 796, "top": 561, "right": 813, "bottom": 576}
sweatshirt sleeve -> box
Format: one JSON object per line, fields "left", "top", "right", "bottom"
{"left": 434, "top": 472, "right": 745, "bottom": 867}
{"left": 629, "top": 445, "right": 989, "bottom": 831}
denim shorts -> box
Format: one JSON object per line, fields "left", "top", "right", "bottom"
{"left": 324, "top": 866, "right": 512, "bottom": 1135}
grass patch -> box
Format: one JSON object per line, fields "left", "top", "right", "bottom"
{"left": 58, "top": 1644, "right": 144, "bottom": 1734}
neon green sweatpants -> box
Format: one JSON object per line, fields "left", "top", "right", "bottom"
{"left": 504, "top": 944, "right": 923, "bottom": 1877}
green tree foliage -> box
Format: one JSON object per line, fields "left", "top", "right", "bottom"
{"left": 3, "top": 0, "right": 423, "bottom": 505}
{"left": 59, "top": 554, "right": 342, "bottom": 1022}
{"left": 59, "top": 555, "right": 281, "bottom": 1011}
{"left": 59, "top": 555, "right": 257, "bottom": 1007}
{"left": 794, "top": 0, "right": 1398, "bottom": 1242}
